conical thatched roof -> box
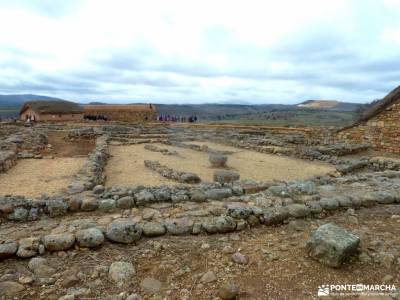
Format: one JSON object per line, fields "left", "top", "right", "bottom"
{"left": 20, "top": 100, "right": 84, "bottom": 115}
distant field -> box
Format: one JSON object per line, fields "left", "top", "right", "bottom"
{"left": 204, "top": 110, "right": 357, "bottom": 127}
{"left": 0, "top": 107, "right": 19, "bottom": 119}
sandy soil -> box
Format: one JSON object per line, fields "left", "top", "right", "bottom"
{"left": 105, "top": 142, "right": 334, "bottom": 187}
{"left": 0, "top": 158, "right": 85, "bottom": 197}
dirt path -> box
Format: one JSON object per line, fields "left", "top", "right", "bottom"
{"left": 0, "top": 158, "right": 85, "bottom": 197}
{"left": 105, "top": 142, "right": 334, "bottom": 187}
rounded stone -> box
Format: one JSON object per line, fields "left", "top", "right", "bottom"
{"left": 106, "top": 219, "right": 142, "bottom": 243}
{"left": 109, "top": 261, "right": 135, "bottom": 286}
{"left": 142, "top": 222, "right": 166, "bottom": 237}
{"left": 116, "top": 196, "right": 135, "bottom": 209}
{"left": 81, "top": 198, "right": 99, "bottom": 211}
{"left": 99, "top": 199, "right": 116, "bottom": 212}
{"left": 218, "top": 282, "right": 239, "bottom": 300}
{"left": 209, "top": 153, "right": 228, "bottom": 168}
{"left": 16, "top": 237, "right": 40, "bottom": 258}
{"left": 0, "top": 241, "right": 18, "bottom": 260}
{"left": 43, "top": 233, "right": 75, "bottom": 251}
{"left": 76, "top": 228, "right": 104, "bottom": 248}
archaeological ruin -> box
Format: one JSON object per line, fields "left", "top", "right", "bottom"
{"left": 0, "top": 118, "right": 399, "bottom": 299}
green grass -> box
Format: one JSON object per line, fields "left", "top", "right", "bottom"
{"left": 204, "top": 110, "right": 357, "bottom": 127}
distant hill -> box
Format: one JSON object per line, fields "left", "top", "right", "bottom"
{"left": 297, "top": 100, "right": 362, "bottom": 111}
{"left": 0, "top": 94, "right": 66, "bottom": 108}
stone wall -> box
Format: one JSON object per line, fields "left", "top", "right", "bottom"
{"left": 335, "top": 101, "right": 400, "bottom": 153}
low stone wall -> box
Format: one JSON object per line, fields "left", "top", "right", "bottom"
{"left": 1, "top": 180, "right": 400, "bottom": 261}
{"left": 67, "top": 135, "right": 110, "bottom": 193}
{"left": 0, "top": 128, "right": 48, "bottom": 173}
{"left": 0, "top": 150, "right": 17, "bottom": 173}
{"left": 0, "top": 179, "right": 271, "bottom": 222}
{"left": 144, "top": 160, "right": 201, "bottom": 183}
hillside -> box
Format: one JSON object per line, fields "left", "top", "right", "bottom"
{"left": 297, "top": 100, "right": 362, "bottom": 111}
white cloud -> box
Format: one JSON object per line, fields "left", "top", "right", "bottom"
{"left": 0, "top": 0, "right": 399, "bottom": 103}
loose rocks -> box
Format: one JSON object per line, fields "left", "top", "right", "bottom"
{"left": 218, "top": 282, "right": 239, "bottom": 300}
{"left": 306, "top": 223, "right": 360, "bottom": 267}
{"left": 109, "top": 261, "right": 135, "bottom": 286}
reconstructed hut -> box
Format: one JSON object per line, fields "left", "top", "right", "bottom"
{"left": 84, "top": 104, "right": 156, "bottom": 122}
{"left": 19, "top": 100, "right": 84, "bottom": 122}
{"left": 336, "top": 85, "right": 400, "bottom": 153}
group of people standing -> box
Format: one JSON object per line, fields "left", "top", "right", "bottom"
{"left": 157, "top": 114, "right": 198, "bottom": 123}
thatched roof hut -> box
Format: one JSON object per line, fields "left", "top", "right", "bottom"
{"left": 20, "top": 100, "right": 84, "bottom": 121}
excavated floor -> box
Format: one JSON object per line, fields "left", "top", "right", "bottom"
{"left": 105, "top": 142, "right": 334, "bottom": 187}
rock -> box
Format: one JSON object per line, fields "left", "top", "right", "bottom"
{"left": 98, "top": 199, "right": 116, "bottom": 212}
{"left": 200, "top": 271, "right": 217, "bottom": 283}
{"left": 140, "top": 277, "right": 162, "bottom": 295}
{"left": 43, "top": 233, "right": 75, "bottom": 251}
{"left": 16, "top": 237, "right": 40, "bottom": 258}
{"left": 306, "top": 223, "right": 360, "bottom": 267}
{"left": 106, "top": 219, "right": 142, "bottom": 243}
{"left": 80, "top": 198, "right": 99, "bottom": 211}
{"left": 66, "top": 196, "right": 82, "bottom": 212}
{"left": 319, "top": 198, "right": 339, "bottom": 211}
{"left": 76, "top": 228, "right": 104, "bottom": 248}
{"left": 263, "top": 207, "right": 289, "bottom": 225}
{"left": 126, "top": 294, "right": 143, "bottom": 300}
{"left": 18, "top": 275, "right": 33, "bottom": 284}
{"left": 213, "top": 170, "right": 240, "bottom": 184}
{"left": 287, "top": 181, "right": 317, "bottom": 195}
{"left": 336, "top": 196, "right": 353, "bottom": 207}
{"left": 374, "top": 191, "right": 396, "bottom": 204}
{"left": 165, "top": 217, "right": 194, "bottom": 235}
{"left": 209, "top": 153, "right": 228, "bottom": 168}
{"left": 47, "top": 199, "right": 68, "bottom": 217}
{"left": 28, "top": 257, "right": 56, "bottom": 277}
{"left": 205, "top": 188, "right": 233, "bottom": 200}
{"left": 227, "top": 206, "right": 252, "bottom": 219}
{"left": 7, "top": 207, "right": 28, "bottom": 221}
{"left": 203, "top": 216, "right": 237, "bottom": 234}
{"left": 190, "top": 190, "right": 207, "bottom": 202}
{"left": 142, "top": 222, "right": 166, "bottom": 237}
{"left": 308, "top": 201, "right": 323, "bottom": 214}
{"left": 67, "top": 182, "right": 85, "bottom": 194}
{"left": 0, "top": 281, "right": 25, "bottom": 296}
{"left": 287, "top": 204, "right": 310, "bottom": 218}
{"left": 93, "top": 185, "right": 105, "bottom": 194}
{"left": 180, "top": 172, "right": 201, "bottom": 183}
{"left": 231, "top": 252, "right": 248, "bottom": 264}
{"left": 136, "top": 190, "right": 155, "bottom": 205}
{"left": 109, "top": 261, "right": 135, "bottom": 286}
{"left": 61, "top": 274, "right": 80, "bottom": 288}
{"left": 218, "top": 282, "right": 239, "bottom": 300}
{"left": 0, "top": 241, "right": 18, "bottom": 260}
{"left": 117, "top": 196, "right": 135, "bottom": 209}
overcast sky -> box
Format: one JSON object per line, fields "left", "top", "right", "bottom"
{"left": 0, "top": 0, "right": 400, "bottom": 104}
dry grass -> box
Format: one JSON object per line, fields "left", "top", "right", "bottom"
{"left": 0, "top": 158, "right": 85, "bottom": 197}
{"left": 105, "top": 142, "right": 334, "bottom": 187}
